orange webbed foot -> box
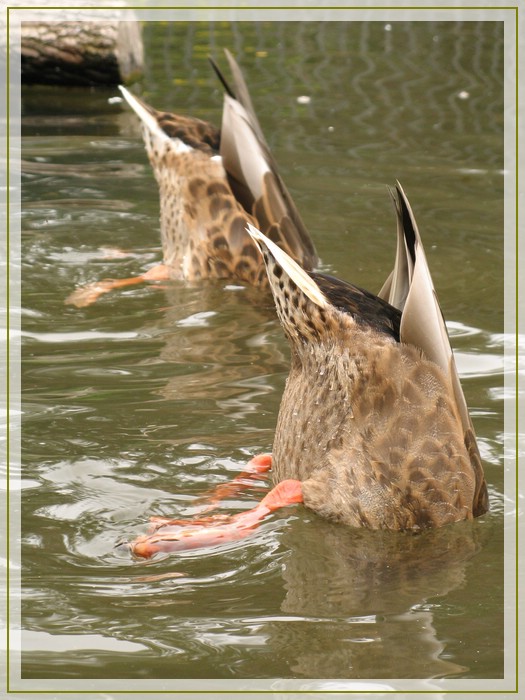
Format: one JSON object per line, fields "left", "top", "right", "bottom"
{"left": 130, "top": 512, "right": 246, "bottom": 558}
{"left": 65, "top": 263, "right": 170, "bottom": 307}
{"left": 194, "top": 453, "right": 273, "bottom": 513}
{"left": 127, "top": 454, "right": 303, "bottom": 559}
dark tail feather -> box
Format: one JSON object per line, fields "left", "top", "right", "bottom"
{"left": 208, "top": 55, "right": 235, "bottom": 99}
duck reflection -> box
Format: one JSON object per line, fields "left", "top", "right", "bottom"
{"left": 268, "top": 516, "right": 488, "bottom": 679}
{"left": 143, "top": 282, "right": 288, "bottom": 425}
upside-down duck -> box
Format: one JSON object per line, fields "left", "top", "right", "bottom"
{"left": 66, "top": 50, "right": 317, "bottom": 307}
{"left": 129, "top": 183, "right": 488, "bottom": 558}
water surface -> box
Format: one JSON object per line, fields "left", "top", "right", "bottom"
{"left": 18, "top": 21, "right": 505, "bottom": 683}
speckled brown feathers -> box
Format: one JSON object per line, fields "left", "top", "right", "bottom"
{"left": 153, "top": 112, "right": 220, "bottom": 154}
{"left": 246, "top": 186, "right": 488, "bottom": 532}
{"left": 119, "top": 50, "right": 317, "bottom": 286}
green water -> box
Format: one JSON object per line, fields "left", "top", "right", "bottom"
{"left": 17, "top": 21, "right": 505, "bottom": 684}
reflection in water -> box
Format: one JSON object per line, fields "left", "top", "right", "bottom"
{"left": 151, "top": 285, "right": 286, "bottom": 420}
{"left": 274, "top": 519, "right": 489, "bottom": 678}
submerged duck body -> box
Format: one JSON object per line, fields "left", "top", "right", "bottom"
{"left": 127, "top": 184, "right": 488, "bottom": 557}
{"left": 119, "top": 50, "right": 317, "bottom": 286}
{"left": 248, "top": 184, "right": 488, "bottom": 531}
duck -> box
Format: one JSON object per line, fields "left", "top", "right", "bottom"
{"left": 66, "top": 50, "right": 317, "bottom": 307}
{"left": 128, "top": 183, "right": 488, "bottom": 558}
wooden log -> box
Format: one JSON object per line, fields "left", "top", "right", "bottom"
{"left": 21, "top": 20, "right": 143, "bottom": 86}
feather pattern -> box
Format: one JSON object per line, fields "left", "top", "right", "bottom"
{"left": 247, "top": 187, "right": 488, "bottom": 531}
{"left": 119, "top": 50, "right": 317, "bottom": 286}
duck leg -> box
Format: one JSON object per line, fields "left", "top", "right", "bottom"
{"left": 193, "top": 453, "right": 273, "bottom": 512}
{"left": 144, "top": 453, "right": 273, "bottom": 532}
{"left": 65, "top": 263, "right": 170, "bottom": 307}
{"left": 129, "top": 468, "right": 303, "bottom": 559}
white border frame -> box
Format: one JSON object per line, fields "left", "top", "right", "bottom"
{"left": 3, "top": 1, "right": 520, "bottom": 697}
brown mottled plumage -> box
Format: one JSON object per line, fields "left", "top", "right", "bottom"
{"left": 119, "top": 50, "right": 317, "bottom": 286}
{"left": 65, "top": 50, "right": 317, "bottom": 306}
{"left": 125, "top": 183, "right": 488, "bottom": 558}
{"left": 246, "top": 183, "right": 488, "bottom": 531}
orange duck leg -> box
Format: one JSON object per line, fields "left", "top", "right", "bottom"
{"left": 129, "top": 455, "right": 302, "bottom": 559}
{"left": 194, "top": 453, "right": 273, "bottom": 511}
{"left": 65, "top": 263, "right": 171, "bottom": 308}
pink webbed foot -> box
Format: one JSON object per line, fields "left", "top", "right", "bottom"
{"left": 129, "top": 477, "right": 303, "bottom": 559}
{"left": 65, "top": 263, "right": 170, "bottom": 307}
{"left": 194, "top": 453, "right": 273, "bottom": 512}
{"left": 141, "top": 454, "right": 273, "bottom": 532}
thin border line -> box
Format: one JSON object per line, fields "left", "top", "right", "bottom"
{"left": 6, "top": 4, "right": 518, "bottom": 696}
{"left": 515, "top": 6, "right": 519, "bottom": 695}
{"left": 6, "top": 4, "right": 521, "bottom": 9}
{"left": 6, "top": 5, "right": 11, "bottom": 695}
